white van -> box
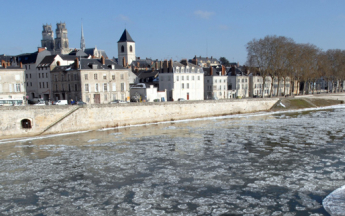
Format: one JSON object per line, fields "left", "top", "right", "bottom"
{"left": 55, "top": 100, "right": 68, "bottom": 105}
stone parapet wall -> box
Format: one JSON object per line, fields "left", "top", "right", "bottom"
{"left": 0, "top": 98, "right": 278, "bottom": 139}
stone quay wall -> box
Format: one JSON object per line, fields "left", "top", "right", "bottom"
{"left": 0, "top": 98, "right": 278, "bottom": 139}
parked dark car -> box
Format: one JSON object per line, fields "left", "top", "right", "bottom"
{"left": 76, "top": 101, "right": 87, "bottom": 105}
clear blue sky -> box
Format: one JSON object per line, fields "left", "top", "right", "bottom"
{"left": 1, "top": 0, "right": 345, "bottom": 64}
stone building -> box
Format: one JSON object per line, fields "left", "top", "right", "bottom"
{"left": 51, "top": 57, "right": 130, "bottom": 104}
{"left": 0, "top": 62, "right": 26, "bottom": 104}
{"left": 204, "top": 65, "right": 229, "bottom": 99}
{"left": 159, "top": 59, "right": 204, "bottom": 101}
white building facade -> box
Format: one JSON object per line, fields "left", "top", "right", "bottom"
{"left": 159, "top": 61, "right": 204, "bottom": 101}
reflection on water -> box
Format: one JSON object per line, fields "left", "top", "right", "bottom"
{"left": 1, "top": 107, "right": 345, "bottom": 215}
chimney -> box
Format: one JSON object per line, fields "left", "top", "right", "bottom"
{"left": 3, "top": 62, "right": 7, "bottom": 69}
{"left": 137, "top": 62, "right": 140, "bottom": 68}
{"left": 7, "top": 61, "right": 10, "bottom": 66}
{"left": 155, "top": 61, "right": 158, "bottom": 70}
{"left": 206, "top": 57, "right": 209, "bottom": 60}
{"left": 180, "top": 59, "right": 187, "bottom": 66}
{"left": 137, "top": 57, "right": 140, "bottom": 60}
{"left": 75, "top": 58, "right": 79, "bottom": 69}
{"left": 211, "top": 56, "right": 213, "bottom": 60}
{"left": 210, "top": 67, "right": 213, "bottom": 76}
{"left": 38, "top": 47, "right": 46, "bottom": 53}
{"left": 163, "top": 60, "right": 168, "bottom": 73}
{"left": 101, "top": 56, "right": 105, "bottom": 65}
{"left": 221, "top": 65, "right": 225, "bottom": 76}
{"left": 169, "top": 59, "right": 173, "bottom": 73}
{"left": 20, "top": 62, "right": 23, "bottom": 68}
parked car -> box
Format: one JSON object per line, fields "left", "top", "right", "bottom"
{"left": 178, "top": 98, "right": 186, "bottom": 101}
{"left": 34, "top": 101, "right": 46, "bottom": 106}
{"left": 76, "top": 101, "right": 87, "bottom": 105}
{"left": 110, "top": 100, "right": 127, "bottom": 104}
{"left": 55, "top": 100, "right": 68, "bottom": 105}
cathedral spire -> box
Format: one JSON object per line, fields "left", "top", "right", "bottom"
{"left": 80, "top": 23, "right": 85, "bottom": 51}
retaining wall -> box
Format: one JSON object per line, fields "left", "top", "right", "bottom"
{"left": 0, "top": 98, "right": 279, "bottom": 139}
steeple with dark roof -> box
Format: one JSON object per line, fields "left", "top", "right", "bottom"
{"left": 80, "top": 23, "right": 85, "bottom": 51}
{"left": 118, "top": 29, "right": 134, "bottom": 43}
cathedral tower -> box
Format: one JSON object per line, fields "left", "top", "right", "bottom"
{"left": 55, "top": 22, "right": 70, "bottom": 54}
{"left": 41, "top": 24, "right": 54, "bottom": 51}
{"left": 117, "top": 29, "right": 135, "bottom": 67}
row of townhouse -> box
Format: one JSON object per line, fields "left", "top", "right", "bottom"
{"left": 50, "top": 57, "right": 130, "bottom": 104}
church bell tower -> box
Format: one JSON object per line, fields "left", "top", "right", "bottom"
{"left": 117, "top": 29, "right": 135, "bottom": 67}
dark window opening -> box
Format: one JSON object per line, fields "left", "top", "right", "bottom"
{"left": 121, "top": 45, "right": 124, "bottom": 53}
{"left": 21, "top": 119, "right": 32, "bottom": 129}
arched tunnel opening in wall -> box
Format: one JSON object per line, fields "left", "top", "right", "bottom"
{"left": 21, "top": 119, "right": 32, "bottom": 129}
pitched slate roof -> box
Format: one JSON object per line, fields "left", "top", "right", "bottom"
{"left": 37, "top": 55, "right": 57, "bottom": 67}
{"left": 51, "top": 59, "right": 125, "bottom": 72}
{"left": 16, "top": 52, "right": 39, "bottom": 64}
{"left": 118, "top": 29, "right": 134, "bottom": 43}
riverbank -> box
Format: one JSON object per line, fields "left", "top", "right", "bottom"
{"left": 0, "top": 98, "right": 278, "bottom": 139}
{"left": 1, "top": 94, "right": 345, "bottom": 140}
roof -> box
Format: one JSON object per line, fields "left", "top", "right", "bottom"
{"left": 68, "top": 49, "right": 88, "bottom": 57}
{"left": 37, "top": 55, "right": 57, "bottom": 67}
{"left": 192, "top": 56, "right": 220, "bottom": 63}
{"left": 17, "top": 52, "right": 39, "bottom": 64}
{"left": 134, "top": 70, "right": 159, "bottom": 79}
{"left": 83, "top": 48, "right": 108, "bottom": 59}
{"left": 118, "top": 29, "right": 134, "bottom": 43}
{"left": 51, "top": 58, "right": 125, "bottom": 72}
{"left": 131, "top": 58, "right": 154, "bottom": 68}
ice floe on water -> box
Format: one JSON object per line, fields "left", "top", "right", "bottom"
{"left": 1, "top": 107, "right": 345, "bottom": 214}
{"left": 323, "top": 184, "right": 345, "bottom": 216}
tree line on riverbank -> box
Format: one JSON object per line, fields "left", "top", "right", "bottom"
{"left": 245, "top": 35, "right": 345, "bottom": 97}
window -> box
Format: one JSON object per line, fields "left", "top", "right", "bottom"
{"left": 187, "top": 76, "right": 189, "bottom": 81}
{"left": 30, "top": 74, "right": 31, "bottom": 78}
{"left": 121, "top": 45, "right": 124, "bottom": 53}
{"left": 85, "top": 74, "right": 88, "bottom": 80}
{"left": 237, "top": 79, "right": 240, "bottom": 82}
{"left": 39, "top": 73, "right": 40, "bottom": 78}
{"left": 39, "top": 82, "right": 41, "bottom": 88}
{"left": 192, "top": 76, "right": 194, "bottom": 80}
{"left": 104, "top": 83, "right": 107, "bottom": 91}
{"left": 95, "top": 84, "right": 99, "bottom": 92}
{"left": 104, "top": 94, "right": 107, "bottom": 101}
{"left": 103, "top": 74, "right": 107, "bottom": 80}
{"left": 85, "top": 84, "right": 89, "bottom": 92}
{"left": 26, "top": 74, "right": 28, "bottom": 79}
{"left": 130, "top": 45, "right": 133, "bottom": 52}
{"left": 30, "top": 82, "right": 32, "bottom": 86}
{"left": 176, "top": 76, "right": 179, "bottom": 81}
{"left": 121, "top": 83, "right": 124, "bottom": 91}
{"left": 112, "top": 74, "right": 115, "bottom": 80}
{"left": 182, "top": 83, "right": 184, "bottom": 89}
{"left": 121, "top": 74, "right": 124, "bottom": 80}
{"left": 29, "top": 65, "right": 30, "bottom": 69}
{"left": 74, "top": 84, "right": 77, "bottom": 91}
{"left": 74, "top": 74, "right": 77, "bottom": 81}
{"left": 187, "top": 83, "right": 189, "bottom": 89}
{"left": 46, "top": 73, "right": 48, "bottom": 78}
{"left": 198, "top": 76, "right": 200, "bottom": 80}
{"left": 215, "top": 79, "right": 217, "bottom": 83}
{"left": 16, "top": 84, "right": 21, "bottom": 92}
{"left": 27, "top": 82, "right": 28, "bottom": 87}
{"left": 112, "top": 83, "right": 116, "bottom": 91}
{"left": 175, "top": 68, "right": 179, "bottom": 73}
{"left": 94, "top": 73, "right": 98, "bottom": 80}
{"left": 42, "top": 82, "right": 45, "bottom": 88}
{"left": 182, "top": 76, "right": 184, "bottom": 81}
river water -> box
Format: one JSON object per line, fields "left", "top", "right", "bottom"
{"left": 1, "top": 106, "right": 345, "bottom": 215}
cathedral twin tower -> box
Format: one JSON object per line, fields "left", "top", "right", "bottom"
{"left": 41, "top": 22, "right": 135, "bottom": 67}
{"left": 41, "top": 22, "right": 71, "bottom": 54}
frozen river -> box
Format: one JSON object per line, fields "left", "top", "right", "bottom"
{"left": 1, "top": 106, "right": 345, "bottom": 215}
